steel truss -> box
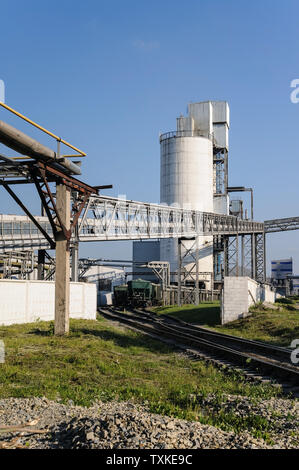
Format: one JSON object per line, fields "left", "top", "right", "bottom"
{"left": 78, "top": 196, "right": 264, "bottom": 241}
{"left": 223, "top": 232, "right": 265, "bottom": 283}
{"left": 0, "top": 157, "right": 99, "bottom": 250}
{"left": 0, "top": 251, "right": 34, "bottom": 279}
{"left": 241, "top": 234, "right": 253, "bottom": 277}
{"left": 213, "top": 149, "right": 228, "bottom": 195}
{"left": 0, "top": 195, "right": 265, "bottom": 252}
{"left": 254, "top": 233, "right": 266, "bottom": 283}
{"left": 264, "top": 216, "right": 299, "bottom": 233}
{"left": 177, "top": 237, "right": 213, "bottom": 306}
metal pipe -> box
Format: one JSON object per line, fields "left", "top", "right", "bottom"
{"left": 250, "top": 188, "right": 254, "bottom": 220}
{"left": 0, "top": 120, "right": 81, "bottom": 175}
{"left": 0, "top": 102, "right": 86, "bottom": 156}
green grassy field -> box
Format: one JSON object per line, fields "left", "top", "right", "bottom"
{"left": 154, "top": 301, "right": 299, "bottom": 347}
{"left": 154, "top": 302, "right": 221, "bottom": 326}
{"left": 0, "top": 315, "right": 282, "bottom": 439}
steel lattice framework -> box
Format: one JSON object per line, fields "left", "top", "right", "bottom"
{"left": 79, "top": 196, "right": 264, "bottom": 240}
{"left": 0, "top": 195, "right": 264, "bottom": 252}
{"left": 264, "top": 217, "right": 299, "bottom": 233}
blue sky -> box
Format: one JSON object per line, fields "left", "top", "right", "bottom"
{"left": 0, "top": 0, "right": 299, "bottom": 273}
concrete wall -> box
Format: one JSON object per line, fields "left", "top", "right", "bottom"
{"left": 0, "top": 279, "right": 97, "bottom": 326}
{"left": 221, "top": 277, "right": 276, "bottom": 324}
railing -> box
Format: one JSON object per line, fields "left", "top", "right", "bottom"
{"left": 0, "top": 196, "right": 265, "bottom": 251}
{"left": 159, "top": 130, "right": 214, "bottom": 143}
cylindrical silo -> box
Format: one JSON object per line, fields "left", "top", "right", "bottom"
{"left": 160, "top": 134, "right": 214, "bottom": 284}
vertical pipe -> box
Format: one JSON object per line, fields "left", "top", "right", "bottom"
{"left": 252, "top": 234, "right": 256, "bottom": 280}
{"left": 178, "top": 239, "right": 182, "bottom": 307}
{"left": 224, "top": 149, "right": 228, "bottom": 193}
{"left": 263, "top": 232, "right": 266, "bottom": 283}
{"left": 71, "top": 242, "right": 79, "bottom": 282}
{"left": 195, "top": 237, "right": 199, "bottom": 305}
{"left": 55, "top": 184, "right": 71, "bottom": 336}
{"left": 30, "top": 251, "right": 35, "bottom": 280}
{"left": 37, "top": 249, "right": 45, "bottom": 280}
{"left": 241, "top": 235, "right": 245, "bottom": 276}
{"left": 224, "top": 236, "right": 229, "bottom": 277}
{"left": 71, "top": 190, "right": 79, "bottom": 283}
{"left": 235, "top": 235, "right": 239, "bottom": 277}
{"left": 71, "top": 217, "right": 79, "bottom": 283}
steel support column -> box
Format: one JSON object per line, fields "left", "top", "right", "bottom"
{"left": 255, "top": 232, "right": 265, "bottom": 283}
{"left": 227, "top": 236, "right": 238, "bottom": 276}
{"left": 177, "top": 237, "right": 201, "bottom": 305}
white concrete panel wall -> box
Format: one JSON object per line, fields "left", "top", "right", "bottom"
{"left": 0, "top": 280, "right": 97, "bottom": 326}
{"left": 247, "top": 278, "right": 276, "bottom": 305}
{"left": 221, "top": 277, "right": 276, "bottom": 324}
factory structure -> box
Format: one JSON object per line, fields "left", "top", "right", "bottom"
{"left": 1, "top": 98, "right": 299, "bottom": 327}
{"left": 133, "top": 101, "right": 247, "bottom": 293}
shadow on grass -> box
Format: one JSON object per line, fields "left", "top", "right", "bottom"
{"left": 29, "top": 328, "right": 54, "bottom": 336}
{"left": 28, "top": 322, "right": 176, "bottom": 355}
{"left": 78, "top": 327, "right": 175, "bottom": 354}
{"left": 161, "top": 305, "right": 221, "bottom": 326}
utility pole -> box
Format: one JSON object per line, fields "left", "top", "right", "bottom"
{"left": 54, "top": 184, "right": 71, "bottom": 335}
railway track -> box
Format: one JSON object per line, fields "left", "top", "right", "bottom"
{"left": 100, "top": 307, "right": 299, "bottom": 395}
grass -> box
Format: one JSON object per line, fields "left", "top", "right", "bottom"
{"left": 215, "top": 305, "right": 299, "bottom": 347}
{"left": 154, "top": 302, "right": 221, "bottom": 326}
{"left": 154, "top": 301, "right": 299, "bottom": 347}
{"left": 0, "top": 314, "right": 283, "bottom": 440}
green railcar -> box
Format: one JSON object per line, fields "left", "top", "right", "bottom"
{"left": 113, "top": 279, "right": 161, "bottom": 307}
{"left": 127, "top": 279, "right": 153, "bottom": 306}
{"left": 113, "top": 284, "right": 128, "bottom": 306}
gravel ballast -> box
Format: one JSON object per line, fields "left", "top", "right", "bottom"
{"left": 0, "top": 396, "right": 298, "bottom": 449}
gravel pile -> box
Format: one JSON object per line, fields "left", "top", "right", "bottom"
{"left": 197, "top": 394, "right": 299, "bottom": 449}
{"left": 0, "top": 396, "right": 297, "bottom": 449}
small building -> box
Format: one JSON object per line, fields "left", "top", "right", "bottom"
{"left": 271, "top": 258, "right": 293, "bottom": 296}
{"left": 271, "top": 258, "right": 293, "bottom": 280}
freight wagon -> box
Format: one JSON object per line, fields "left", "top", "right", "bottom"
{"left": 113, "top": 279, "right": 161, "bottom": 307}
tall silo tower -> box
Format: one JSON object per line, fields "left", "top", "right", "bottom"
{"left": 159, "top": 101, "right": 229, "bottom": 286}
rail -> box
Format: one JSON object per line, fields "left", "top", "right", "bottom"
{"left": 101, "top": 307, "right": 299, "bottom": 391}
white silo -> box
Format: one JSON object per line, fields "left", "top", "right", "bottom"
{"left": 160, "top": 108, "right": 214, "bottom": 283}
